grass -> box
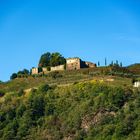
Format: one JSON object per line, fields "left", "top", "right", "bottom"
{"left": 0, "top": 67, "right": 134, "bottom": 93}
{"left": 127, "top": 63, "right": 140, "bottom": 74}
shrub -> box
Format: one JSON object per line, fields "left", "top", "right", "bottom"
{"left": 0, "top": 90, "right": 5, "bottom": 97}
{"left": 48, "top": 71, "right": 62, "bottom": 79}
{"left": 10, "top": 73, "right": 17, "bottom": 80}
{"left": 38, "top": 84, "right": 51, "bottom": 93}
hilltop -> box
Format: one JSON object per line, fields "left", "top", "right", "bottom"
{"left": 0, "top": 66, "right": 134, "bottom": 93}
{"left": 8, "top": 52, "right": 140, "bottom": 84}
{"left": 0, "top": 52, "right": 140, "bottom": 140}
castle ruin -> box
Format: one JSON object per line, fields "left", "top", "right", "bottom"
{"left": 66, "top": 57, "right": 96, "bottom": 70}
{"left": 31, "top": 57, "right": 96, "bottom": 75}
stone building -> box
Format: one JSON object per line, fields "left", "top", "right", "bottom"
{"left": 66, "top": 57, "right": 82, "bottom": 70}
{"left": 51, "top": 65, "right": 65, "bottom": 71}
{"left": 31, "top": 67, "right": 48, "bottom": 75}
{"left": 85, "top": 61, "right": 96, "bottom": 68}
{"left": 31, "top": 68, "right": 39, "bottom": 75}
{"left": 42, "top": 67, "right": 49, "bottom": 74}
{"left": 134, "top": 81, "right": 140, "bottom": 88}
{"left": 66, "top": 57, "right": 96, "bottom": 70}
{"left": 31, "top": 57, "right": 96, "bottom": 74}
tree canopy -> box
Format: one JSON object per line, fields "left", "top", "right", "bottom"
{"left": 38, "top": 52, "right": 66, "bottom": 67}
{"left": 0, "top": 82, "right": 140, "bottom": 139}
{"left": 10, "top": 69, "right": 30, "bottom": 80}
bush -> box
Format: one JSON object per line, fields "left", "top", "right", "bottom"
{"left": 10, "top": 73, "right": 17, "bottom": 80}
{"left": 38, "top": 84, "right": 51, "bottom": 93}
{"left": 48, "top": 71, "right": 62, "bottom": 79}
{"left": 0, "top": 90, "right": 5, "bottom": 97}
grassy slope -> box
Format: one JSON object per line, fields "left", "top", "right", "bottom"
{"left": 0, "top": 67, "right": 139, "bottom": 140}
{"left": 0, "top": 67, "right": 133, "bottom": 93}
{"left": 0, "top": 81, "right": 140, "bottom": 140}
{"left": 127, "top": 63, "right": 140, "bottom": 74}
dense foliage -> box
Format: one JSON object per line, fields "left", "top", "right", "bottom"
{"left": 0, "top": 82, "right": 140, "bottom": 140}
{"left": 38, "top": 52, "right": 66, "bottom": 67}
{"left": 10, "top": 69, "right": 30, "bottom": 80}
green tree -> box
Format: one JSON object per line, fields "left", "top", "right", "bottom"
{"left": 38, "top": 52, "right": 66, "bottom": 67}
{"left": 98, "top": 61, "right": 100, "bottom": 67}
{"left": 105, "top": 58, "right": 107, "bottom": 66}
{"left": 38, "top": 52, "right": 51, "bottom": 67}
{"left": 120, "top": 62, "right": 123, "bottom": 67}
{"left": 17, "top": 69, "right": 29, "bottom": 75}
{"left": 50, "top": 52, "right": 66, "bottom": 67}
{"left": 10, "top": 73, "right": 17, "bottom": 80}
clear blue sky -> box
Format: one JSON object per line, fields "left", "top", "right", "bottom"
{"left": 0, "top": 0, "right": 140, "bottom": 81}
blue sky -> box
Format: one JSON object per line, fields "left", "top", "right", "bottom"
{"left": 0, "top": 0, "right": 140, "bottom": 81}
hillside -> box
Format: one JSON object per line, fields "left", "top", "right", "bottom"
{"left": 0, "top": 81, "right": 140, "bottom": 140}
{"left": 0, "top": 67, "right": 133, "bottom": 93}
{"left": 0, "top": 67, "right": 140, "bottom": 140}
{"left": 127, "top": 63, "right": 140, "bottom": 75}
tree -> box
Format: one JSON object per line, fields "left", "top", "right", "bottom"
{"left": 105, "top": 58, "right": 107, "bottom": 66}
{"left": 17, "top": 69, "right": 29, "bottom": 75}
{"left": 50, "top": 52, "right": 66, "bottom": 67}
{"left": 120, "top": 62, "right": 123, "bottom": 67}
{"left": 38, "top": 52, "right": 66, "bottom": 67}
{"left": 111, "top": 61, "right": 114, "bottom": 66}
{"left": 116, "top": 60, "right": 119, "bottom": 65}
{"left": 38, "top": 52, "right": 51, "bottom": 67}
{"left": 98, "top": 61, "right": 100, "bottom": 67}
{"left": 22, "top": 69, "right": 30, "bottom": 75}
{"left": 10, "top": 73, "right": 17, "bottom": 80}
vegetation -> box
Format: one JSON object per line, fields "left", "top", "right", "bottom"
{"left": 0, "top": 81, "right": 140, "bottom": 140}
{"left": 1, "top": 67, "right": 134, "bottom": 93}
{"left": 3, "top": 52, "right": 140, "bottom": 139}
{"left": 127, "top": 63, "right": 140, "bottom": 75}
{"left": 38, "top": 52, "right": 66, "bottom": 67}
{"left": 10, "top": 69, "right": 30, "bottom": 80}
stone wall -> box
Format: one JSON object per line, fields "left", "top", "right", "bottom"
{"left": 51, "top": 65, "right": 65, "bottom": 71}
{"left": 31, "top": 57, "right": 96, "bottom": 75}
{"left": 85, "top": 61, "right": 96, "bottom": 68}
{"left": 31, "top": 68, "right": 39, "bottom": 75}
{"left": 42, "top": 67, "right": 49, "bottom": 74}
{"left": 66, "top": 58, "right": 81, "bottom": 70}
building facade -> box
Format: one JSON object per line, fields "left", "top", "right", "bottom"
{"left": 66, "top": 57, "right": 96, "bottom": 70}
{"left": 42, "top": 67, "right": 49, "bottom": 74}
{"left": 31, "top": 68, "right": 39, "bottom": 75}
{"left": 66, "top": 57, "right": 82, "bottom": 70}
{"left": 134, "top": 81, "right": 140, "bottom": 88}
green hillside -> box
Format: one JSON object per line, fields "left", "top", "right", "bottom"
{"left": 127, "top": 63, "right": 140, "bottom": 74}
{"left": 0, "top": 81, "right": 140, "bottom": 140}
{"left": 0, "top": 67, "right": 133, "bottom": 93}
{"left": 0, "top": 67, "right": 140, "bottom": 140}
